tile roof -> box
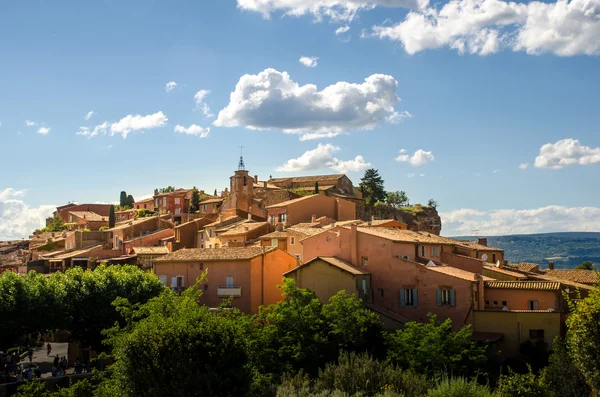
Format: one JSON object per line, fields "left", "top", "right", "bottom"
{"left": 132, "top": 246, "right": 170, "bottom": 255}
{"left": 284, "top": 256, "right": 370, "bottom": 276}
{"left": 265, "top": 194, "right": 320, "bottom": 209}
{"left": 505, "top": 262, "right": 542, "bottom": 273}
{"left": 269, "top": 174, "right": 345, "bottom": 183}
{"left": 543, "top": 269, "right": 599, "bottom": 285}
{"left": 288, "top": 226, "right": 326, "bottom": 237}
{"left": 359, "top": 219, "right": 407, "bottom": 227}
{"left": 69, "top": 211, "right": 108, "bottom": 222}
{"left": 199, "top": 197, "right": 224, "bottom": 204}
{"left": 354, "top": 227, "right": 457, "bottom": 245}
{"left": 483, "top": 265, "right": 528, "bottom": 279}
{"left": 454, "top": 240, "right": 504, "bottom": 252}
{"left": 289, "top": 185, "right": 335, "bottom": 191}
{"left": 107, "top": 215, "right": 164, "bottom": 231}
{"left": 253, "top": 182, "right": 282, "bottom": 189}
{"left": 425, "top": 265, "right": 478, "bottom": 281}
{"left": 155, "top": 246, "right": 278, "bottom": 262}
{"left": 218, "top": 222, "right": 268, "bottom": 236}
{"left": 153, "top": 188, "right": 193, "bottom": 198}
{"left": 292, "top": 222, "right": 321, "bottom": 228}
{"left": 47, "top": 245, "right": 105, "bottom": 261}
{"left": 134, "top": 197, "right": 154, "bottom": 205}
{"left": 260, "top": 231, "right": 288, "bottom": 239}
{"left": 484, "top": 281, "right": 560, "bottom": 291}
{"left": 203, "top": 216, "right": 244, "bottom": 229}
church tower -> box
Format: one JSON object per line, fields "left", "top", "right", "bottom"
{"left": 225, "top": 147, "right": 253, "bottom": 213}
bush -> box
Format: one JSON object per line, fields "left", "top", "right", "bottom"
{"left": 427, "top": 377, "right": 492, "bottom": 397}
{"left": 496, "top": 368, "right": 547, "bottom": 397}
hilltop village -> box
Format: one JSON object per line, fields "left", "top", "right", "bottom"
{"left": 1, "top": 164, "right": 598, "bottom": 359}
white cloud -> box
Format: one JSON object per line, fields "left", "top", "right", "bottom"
{"left": 84, "top": 110, "right": 95, "bottom": 120}
{"left": 534, "top": 138, "right": 600, "bottom": 169}
{"left": 110, "top": 111, "right": 168, "bottom": 139}
{"left": 519, "top": 162, "right": 529, "bottom": 169}
{"left": 37, "top": 127, "right": 50, "bottom": 135}
{"left": 174, "top": 124, "right": 210, "bottom": 138}
{"left": 0, "top": 188, "right": 55, "bottom": 240}
{"left": 299, "top": 56, "right": 319, "bottom": 67}
{"left": 371, "top": 0, "right": 600, "bottom": 56}
{"left": 76, "top": 122, "right": 109, "bottom": 138}
{"left": 194, "top": 90, "right": 213, "bottom": 118}
{"left": 408, "top": 173, "right": 416, "bottom": 177}
{"left": 299, "top": 131, "right": 342, "bottom": 141}
{"left": 336, "top": 25, "right": 351, "bottom": 35}
{"left": 386, "top": 110, "right": 413, "bottom": 124}
{"left": 396, "top": 148, "right": 435, "bottom": 166}
{"left": 25, "top": 120, "right": 36, "bottom": 126}
{"left": 275, "top": 143, "right": 370, "bottom": 173}
{"left": 214, "top": 68, "right": 404, "bottom": 138}
{"left": 441, "top": 205, "right": 600, "bottom": 236}
{"left": 236, "top": 0, "right": 428, "bottom": 21}
{"left": 493, "top": 169, "right": 501, "bottom": 173}
{"left": 165, "top": 81, "right": 178, "bottom": 92}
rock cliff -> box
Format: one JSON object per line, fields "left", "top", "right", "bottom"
{"left": 358, "top": 204, "right": 442, "bottom": 235}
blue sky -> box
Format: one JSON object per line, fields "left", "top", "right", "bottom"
{"left": 1, "top": 0, "right": 599, "bottom": 239}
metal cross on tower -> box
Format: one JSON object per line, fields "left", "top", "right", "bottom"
{"left": 238, "top": 146, "right": 245, "bottom": 170}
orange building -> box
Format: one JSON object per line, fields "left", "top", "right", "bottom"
{"left": 265, "top": 194, "right": 356, "bottom": 227}
{"left": 154, "top": 247, "right": 297, "bottom": 314}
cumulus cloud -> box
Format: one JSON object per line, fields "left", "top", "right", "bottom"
{"left": 174, "top": 124, "right": 210, "bottom": 138}
{"left": 371, "top": 0, "right": 600, "bottom": 56}
{"left": 396, "top": 149, "right": 435, "bottom": 166}
{"left": 336, "top": 25, "right": 351, "bottom": 35}
{"left": 441, "top": 205, "right": 600, "bottom": 236}
{"left": 214, "top": 68, "right": 404, "bottom": 140}
{"left": 110, "top": 111, "right": 168, "bottom": 139}
{"left": 299, "top": 132, "right": 342, "bottom": 141}
{"left": 25, "top": 120, "right": 36, "bottom": 127}
{"left": 236, "top": 0, "right": 428, "bottom": 21}
{"left": 534, "top": 138, "right": 600, "bottom": 169}
{"left": 76, "top": 122, "right": 109, "bottom": 138}
{"left": 299, "top": 56, "right": 319, "bottom": 67}
{"left": 519, "top": 162, "right": 529, "bottom": 169}
{"left": 165, "top": 81, "right": 178, "bottom": 92}
{"left": 84, "top": 110, "right": 95, "bottom": 120}
{"left": 0, "top": 188, "right": 55, "bottom": 240}
{"left": 194, "top": 90, "right": 213, "bottom": 118}
{"left": 275, "top": 143, "right": 370, "bottom": 173}
{"left": 37, "top": 127, "right": 50, "bottom": 135}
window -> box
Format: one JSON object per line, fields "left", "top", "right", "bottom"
{"left": 378, "top": 288, "right": 384, "bottom": 298}
{"left": 400, "top": 288, "right": 418, "bottom": 307}
{"left": 209, "top": 229, "right": 213, "bottom": 237}
{"left": 200, "top": 233, "right": 204, "bottom": 240}
{"left": 529, "top": 329, "right": 545, "bottom": 340}
{"left": 362, "top": 256, "right": 368, "bottom": 266}
{"left": 493, "top": 301, "right": 498, "bottom": 306}
{"left": 502, "top": 300, "right": 507, "bottom": 306}
{"left": 200, "top": 263, "right": 204, "bottom": 270}
{"left": 420, "top": 246, "right": 425, "bottom": 256}
{"left": 271, "top": 238, "right": 278, "bottom": 247}
{"left": 528, "top": 300, "right": 539, "bottom": 310}
{"left": 69, "top": 214, "right": 73, "bottom": 222}
{"left": 437, "top": 288, "right": 455, "bottom": 306}
{"left": 278, "top": 213, "right": 287, "bottom": 223}
{"left": 485, "top": 300, "right": 490, "bottom": 306}
{"left": 200, "top": 244, "right": 204, "bottom": 248}
{"left": 436, "top": 246, "right": 441, "bottom": 256}
{"left": 175, "top": 208, "right": 181, "bottom": 215}
{"left": 176, "top": 230, "right": 181, "bottom": 243}
{"left": 176, "top": 276, "right": 184, "bottom": 288}
{"left": 163, "top": 197, "right": 167, "bottom": 207}
{"left": 202, "top": 205, "right": 207, "bottom": 210}
{"left": 158, "top": 275, "right": 167, "bottom": 285}
{"left": 492, "top": 254, "right": 497, "bottom": 263}
{"left": 226, "top": 276, "right": 234, "bottom": 288}
{"left": 361, "top": 279, "right": 367, "bottom": 294}
{"left": 290, "top": 236, "right": 295, "bottom": 245}
{"left": 155, "top": 199, "right": 159, "bottom": 208}
{"left": 430, "top": 246, "right": 435, "bottom": 256}
{"left": 204, "top": 284, "right": 208, "bottom": 291}
{"left": 175, "top": 197, "right": 180, "bottom": 205}
{"left": 243, "top": 176, "right": 247, "bottom": 186}
{"left": 144, "top": 204, "right": 147, "bottom": 209}
{"left": 190, "top": 263, "right": 194, "bottom": 269}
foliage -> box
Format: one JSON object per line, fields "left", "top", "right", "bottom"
{"left": 427, "top": 377, "right": 493, "bottom": 397}
{"left": 42, "top": 216, "right": 67, "bottom": 232}
{"left": 290, "top": 188, "right": 315, "bottom": 197}
{"left": 99, "top": 226, "right": 109, "bottom": 231}
{"left": 574, "top": 261, "right": 595, "bottom": 270}
{"left": 427, "top": 199, "right": 438, "bottom": 208}
{"left": 315, "top": 181, "right": 319, "bottom": 194}
{"left": 157, "top": 186, "right": 175, "bottom": 194}
{"left": 539, "top": 337, "right": 590, "bottom": 397}
{"left": 98, "top": 280, "right": 252, "bottom": 397}
{"left": 359, "top": 169, "right": 386, "bottom": 206}
{"left": 119, "top": 191, "right": 127, "bottom": 208}
{"left": 386, "top": 315, "right": 486, "bottom": 378}
{"left": 125, "top": 194, "right": 135, "bottom": 208}
{"left": 108, "top": 205, "right": 115, "bottom": 228}
{"left": 386, "top": 191, "right": 409, "bottom": 208}
{"left": 566, "top": 286, "right": 600, "bottom": 394}
{"left": 190, "top": 188, "right": 201, "bottom": 213}
{"left": 14, "top": 379, "right": 52, "bottom": 397}
{"left": 496, "top": 367, "right": 547, "bottom": 397}
{"left": 214, "top": 189, "right": 217, "bottom": 196}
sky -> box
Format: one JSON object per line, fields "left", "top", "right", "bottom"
{"left": 1, "top": 0, "right": 599, "bottom": 239}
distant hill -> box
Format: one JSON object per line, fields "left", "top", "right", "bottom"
{"left": 455, "top": 232, "right": 600, "bottom": 269}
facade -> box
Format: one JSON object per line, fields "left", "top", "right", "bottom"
{"left": 266, "top": 194, "right": 356, "bottom": 227}
{"left": 199, "top": 197, "right": 223, "bottom": 214}
{"left": 134, "top": 198, "right": 155, "bottom": 210}
{"left": 52, "top": 204, "right": 112, "bottom": 224}
{"left": 132, "top": 246, "right": 170, "bottom": 270}
{"left": 115, "top": 209, "right": 135, "bottom": 222}
{"left": 217, "top": 222, "right": 270, "bottom": 246}
{"left": 197, "top": 217, "right": 245, "bottom": 249}
{"left": 268, "top": 174, "right": 361, "bottom": 199}
{"left": 359, "top": 219, "right": 408, "bottom": 229}
{"left": 66, "top": 211, "right": 108, "bottom": 231}
{"left": 153, "top": 189, "right": 192, "bottom": 222}
{"left": 154, "top": 247, "right": 297, "bottom": 314}
{"left": 172, "top": 217, "right": 217, "bottom": 251}
{"left": 106, "top": 215, "right": 173, "bottom": 252}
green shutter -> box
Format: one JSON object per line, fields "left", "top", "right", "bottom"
{"left": 400, "top": 289, "right": 405, "bottom": 307}
{"left": 450, "top": 290, "right": 456, "bottom": 307}
{"left": 413, "top": 289, "right": 418, "bottom": 307}
{"left": 436, "top": 289, "right": 442, "bottom": 306}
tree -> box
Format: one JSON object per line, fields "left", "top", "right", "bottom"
{"left": 157, "top": 186, "right": 175, "bottom": 194}
{"left": 359, "top": 168, "right": 386, "bottom": 206}
{"left": 44, "top": 216, "right": 66, "bottom": 232}
{"left": 125, "top": 194, "right": 135, "bottom": 208}
{"left": 119, "top": 191, "right": 127, "bottom": 208}
{"left": 386, "top": 191, "right": 409, "bottom": 208}
{"left": 315, "top": 181, "right": 319, "bottom": 194}
{"left": 190, "top": 188, "right": 200, "bottom": 213}
{"left": 575, "top": 261, "right": 595, "bottom": 270}
{"left": 540, "top": 337, "right": 590, "bottom": 397}
{"left": 566, "top": 286, "right": 600, "bottom": 394}
{"left": 427, "top": 199, "right": 438, "bottom": 208}
{"left": 214, "top": 189, "right": 217, "bottom": 196}
{"left": 108, "top": 205, "right": 115, "bottom": 228}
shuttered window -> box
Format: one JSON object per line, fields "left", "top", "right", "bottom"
{"left": 436, "top": 288, "right": 456, "bottom": 306}
{"left": 400, "top": 289, "right": 418, "bottom": 307}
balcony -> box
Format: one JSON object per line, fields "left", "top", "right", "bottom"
{"left": 217, "top": 286, "right": 242, "bottom": 297}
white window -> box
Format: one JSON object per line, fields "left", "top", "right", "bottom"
{"left": 430, "top": 246, "right": 435, "bottom": 256}
{"left": 528, "top": 300, "right": 539, "bottom": 310}
{"left": 202, "top": 205, "right": 207, "bottom": 210}
{"left": 420, "top": 246, "right": 425, "bottom": 256}
{"left": 155, "top": 199, "right": 159, "bottom": 208}
{"left": 271, "top": 239, "right": 279, "bottom": 247}
{"left": 158, "top": 275, "right": 167, "bottom": 285}
{"left": 437, "top": 288, "right": 455, "bottom": 306}
{"left": 278, "top": 213, "right": 287, "bottom": 223}
{"left": 361, "top": 279, "right": 367, "bottom": 294}
{"left": 436, "top": 246, "right": 441, "bottom": 256}
{"left": 226, "top": 276, "right": 234, "bottom": 288}
{"left": 175, "top": 208, "right": 181, "bottom": 215}
{"left": 290, "top": 236, "right": 295, "bottom": 245}
{"left": 175, "top": 197, "right": 181, "bottom": 205}
{"left": 362, "top": 256, "right": 368, "bottom": 266}
{"left": 163, "top": 197, "right": 167, "bottom": 207}
{"left": 69, "top": 215, "right": 73, "bottom": 222}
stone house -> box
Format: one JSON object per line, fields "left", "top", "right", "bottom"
{"left": 265, "top": 194, "right": 356, "bottom": 227}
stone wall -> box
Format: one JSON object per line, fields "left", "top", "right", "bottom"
{"left": 358, "top": 205, "right": 442, "bottom": 235}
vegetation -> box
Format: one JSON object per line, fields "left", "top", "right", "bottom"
{"left": 108, "top": 205, "right": 115, "bottom": 228}
{"left": 575, "top": 261, "right": 595, "bottom": 270}
{"left": 386, "top": 191, "right": 409, "bottom": 208}
{"left": 315, "top": 181, "right": 319, "bottom": 194}
{"left": 190, "top": 188, "right": 201, "bottom": 213}
{"left": 359, "top": 168, "right": 387, "bottom": 206}
{"left": 427, "top": 199, "right": 438, "bottom": 208}
{"left": 157, "top": 186, "right": 175, "bottom": 194}
{"left": 119, "top": 191, "right": 127, "bottom": 208}
{"left": 290, "top": 188, "right": 315, "bottom": 197}
{"left": 38, "top": 216, "right": 66, "bottom": 233}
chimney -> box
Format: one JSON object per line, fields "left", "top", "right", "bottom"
{"left": 548, "top": 261, "right": 554, "bottom": 270}
{"left": 477, "top": 237, "right": 488, "bottom": 246}
{"left": 254, "top": 175, "right": 258, "bottom": 183}
{"left": 248, "top": 213, "right": 252, "bottom": 220}
{"left": 311, "top": 214, "right": 316, "bottom": 223}
{"left": 263, "top": 181, "right": 267, "bottom": 189}
{"left": 200, "top": 190, "right": 204, "bottom": 195}
{"left": 295, "top": 255, "right": 300, "bottom": 268}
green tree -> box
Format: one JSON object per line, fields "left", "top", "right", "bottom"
{"left": 158, "top": 186, "right": 175, "bottom": 194}
{"left": 386, "top": 314, "right": 487, "bottom": 377}
{"left": 214, "top": 189, "right": 217, "bottom": 196}
{"left": 575, "top": 261, "right": 595, "bottom": 270}
{"left": 315, "top": 181, "right": 319, "bottom": 194}
{"left": 566, "top": 286, "right": 600, "bottom": 394}
{"left": 108, "top": 205, "right": 115, "bottom": 228}
{"left": 125, "top": 194, "right": 135, "bottom": 208}
{"left": 190, "top": 188, "right": 200, "bottom": 213}
{"left": 427, "top": 199, "right": 438, "bottom": 208}
{"left": 540, "top": 337, "right": 590, "bottom": 397}
{"left": 44, "top": 216, "right": 66, "bottom": 232}
{"left": 359, "top": 169, "right": 386, "bottom": 206}
{"left": 119, "top": 191, "right": 127, "bottom": 208}
{"left": 14, "top": 379, "right": 51, "bottom": 397}
{"left": 386, "top": 191, "right": 409, "bottom": 208}
{"left": 496, "top": 367, "right": 547, "bottom": 397}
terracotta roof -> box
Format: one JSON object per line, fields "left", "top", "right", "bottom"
{"left": 253, "top": 182, "right": 281, "bottom": 189}
{"left": 260, "top": 231, "right": 288, "bottom": 239}
{"left": 284, "top": 256, "right": 369, "bottom": 276}
{"left": 505, "top": 262, "right": 541, "bottom": 273}
{"left": 47, "top": 245, "right": 104, "bottom": 261}
{"left": 289, "top": 185, "right": 335, "bottom": 191}
{"left": 218, "top": 222, "right": 268, "bottom": 237}
{"left": 355, "top": 227, "right": 456, "bottom": 245}
{"left": 454, "top": 240, "right": 504, "bottom": 252}
{"left": 107, "top": 215, "right": 165, "bottom": 231}
{"left": 203, "top": 216, "right": 244, "bottom": 229}
{"left": 154, "top": 189, "right": 192, "bottom": 198}
{"left": 288, "top": 226, "right": 325, "bottom": 237}
{"left": 200, "top": 197, "right": 224, "bottom": 204}
{"left": 134, "top": 197, "right": 154, "bottom": 205}
{"left": 359, "top": 219, "right": 407, "bottom": 227}
{"left": 132, "top": 246, "right": 170, "bottom": 255}
{"left": 483, "top": 265, "right": 528, "bottom": 279}
{"left": 484, "top": 281, "right": 560, "bottom": 291}
{"left": 69, "top": 211, "right": 108, "bottom": 222}
{"left": 425, "top": 265, "right": 478, "bottom": 281}
{"left": 543, "top": 270, "right": 599, "bottom": 285}
{"left": 265, "top": 194, "right": 320, "bottom": 209}
{"left": 269, "top": 174, "right": 345, "bottom": 183}
{"left": 155, "top": 246, "right": 278, "bottom": 262}
{"left": 292, "top": 222, "right": 321, "bottom": 228}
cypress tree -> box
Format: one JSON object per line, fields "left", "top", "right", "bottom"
{"left": 119, "top": 191, "right": 127, "bottom": 207}
{"left": 108, "top": 205, "right": 115, "bottom": 228}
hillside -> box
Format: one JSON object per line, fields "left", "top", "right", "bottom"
{"left": 455, "top": 232, "right": 600, "bottom": 269}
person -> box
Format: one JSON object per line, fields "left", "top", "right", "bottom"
{"left": 74, "top": 357, "right": 82, "bottom": 374}
{"left": 28, "top": 349, "right": 33, "bottom": 363}
{"left": 54, "top": 354, "right": 60, "bottom": 368}
{"left": 26, "top": 367, "right": 32, "bottom": 381}
{"left": 51, "top": 365, "right": 58, "bottom": 377}
{"left": 46, "top": 343, "right": 51, "bottom": 356}
{"left": 60, "top": 356, "right": 68, "bottom": 373}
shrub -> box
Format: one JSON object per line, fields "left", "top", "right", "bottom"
{"left": 427, "top": 377, "right": 493, "bottom": 397}
{"left": 496, "top": 368, "right": 547, "bottom": 397}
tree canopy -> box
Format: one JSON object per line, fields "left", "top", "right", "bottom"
{"left": 359, "top": 168, "right": 386, "bottom": 206}
{"left": 575, "top": 261, "right": 595, "bottom": 270}
{"left": 108, "top": 205, "right": 115, "bottom": 228}
{"left": 386, "top": 191, "right": 409, "bottom": 208}
{"left": 190, "top": 188, "right": 200, "bottom": 213}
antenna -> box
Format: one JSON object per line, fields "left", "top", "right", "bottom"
{"left": 238, "top": 146, "right": 245, "bottom": 170}
{"left": 472, "top": 229, "right": 479, "bottom": 238}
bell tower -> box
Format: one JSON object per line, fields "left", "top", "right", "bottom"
{"left": 226, "top": 147, "right": 253, "bottom": 212}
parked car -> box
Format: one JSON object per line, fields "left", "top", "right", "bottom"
{"left": 18, "top": 362, "right": 41, "bottom": 378}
